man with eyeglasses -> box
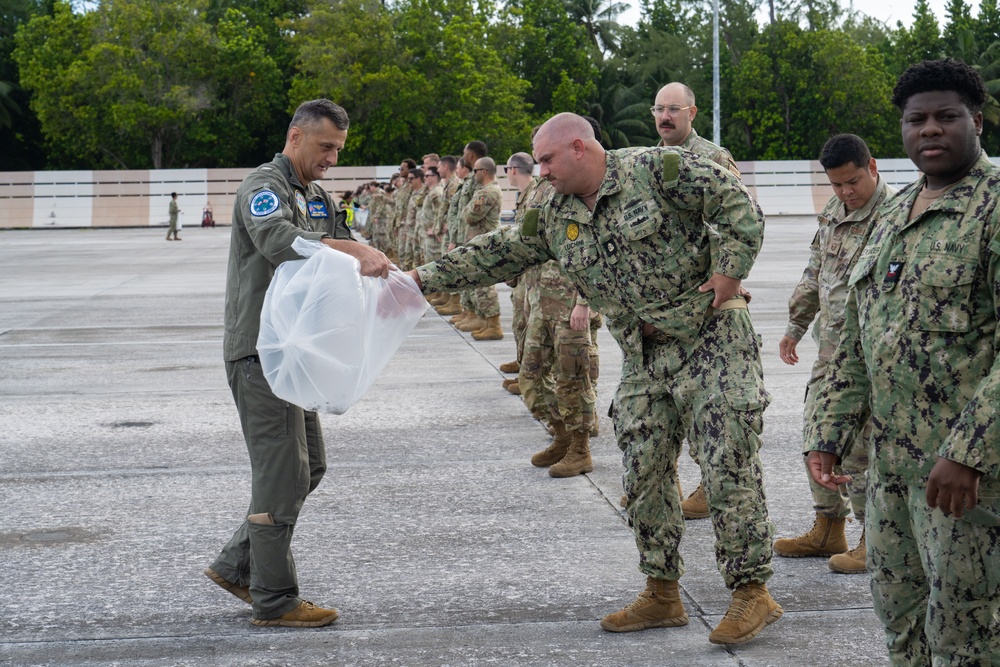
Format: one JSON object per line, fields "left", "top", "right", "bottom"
{"left": 652, "top": 82, "right": 740, "bottom": 178}
{"left": 648, "top": 82, "right": 742, "bottom": 520}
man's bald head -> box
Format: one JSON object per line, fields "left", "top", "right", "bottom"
{"left": 653, "top": 82, "right": 698, "bottom": 146}
{"left": 473, "top": 156, "right": 496, "bottom": 184}
{"left": 533, "top": 113, "right": 598, "bottom": 150}
{"left": 532, "top": 113, "right": 606, "bottom": 196}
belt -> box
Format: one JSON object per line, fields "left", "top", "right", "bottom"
{"left": 641, "top": 296, "right": 748, "bottom": 343}
{"left": 715, "top": 296, "right": 748, "bottom": 312}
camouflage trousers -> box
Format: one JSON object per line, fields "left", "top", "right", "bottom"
{"left": 614, "top": 309, "right": 774, "bottom": 588}
{"left": 519, "top": 308, "right": 595, "bottom": 434}
{"left": 867, "top": 465, "right": 1000, "bottom": 666}
{"left": 473, "top": 285, "right": 500, "bottom": 317}
{"left": 422, "top": 232, "right": 441, "bottom": 266}
{"left": 803, "top": 378, "right": 870, "bottom": 521}
{"left": 511, "top": 280, "right": 528, "bottom": 362}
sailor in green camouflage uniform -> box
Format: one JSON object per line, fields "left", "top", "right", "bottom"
{"left": 775, "top": 134, "right": 894, "bottom": 573}
{"left": 806, "top": 60, "right": 1000, "bottom": 666}
{"left": 654, "top": 82, "right": 740, "bottom": 178}
{"left": 651, "top": 81, "right": 743, "bottom": 518}
{"left": 409, "top": 113, "right": 781, "bottom": 646}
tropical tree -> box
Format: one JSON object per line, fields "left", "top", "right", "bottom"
{"left": 731, "top": 21, "right": 901, "bottom": 159}
{"left": 563, "top": 0, "right": 629, "bottom": 57}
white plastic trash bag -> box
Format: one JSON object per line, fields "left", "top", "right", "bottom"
{"left": 257, "top": 237, "right": 427, "bottom": 414}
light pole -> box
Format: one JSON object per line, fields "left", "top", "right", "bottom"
{"left": 713, "top": 0, "right": 721, "bottom": 145}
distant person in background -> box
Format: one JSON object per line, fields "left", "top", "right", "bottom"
{"left": 167, "top": 192, "right": 181, "bottom": 241}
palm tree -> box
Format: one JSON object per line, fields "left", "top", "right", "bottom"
{"left": 587, "top": 68, "right": 658, "bottom": 148}
{"left": 563, "top": 0, "right": 630, "bottom": 57}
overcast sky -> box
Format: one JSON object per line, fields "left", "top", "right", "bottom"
{"left": 617, "top": 0, "right": 980, "bottom": 30}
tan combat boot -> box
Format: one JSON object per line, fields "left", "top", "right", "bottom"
{"left": 251, "top": 600, "right": 340, "bottom": 628}
{"left": 428, "top": 292, "right": 448, "bottom": 306}
{"left": 773, "top": 514, "right": 848, "bottom": 557}
{"left": 681, "top": 484, "right": 710, "bottom": 520}
{"left": 502, "top": 377, "right": 517, "bottom": 389}
{"left": 436, "top": 294, "right": 462, "bottom": 315}
{"left": 530, "top": 421, "right": 572, "bottom": 467}
{"left": 549, "top": 429, "right": 593, "bottom": 477}
{"left": 506, "top": 381, "right": 521, "bottom": 395}
{"left": 459, "top": 313, "right": 487, "bottom": 332}
{"left": 828, "top": 528, "right": 867, "bottom": 574}
{"left": 708, "top": 582, "right": 782, "bottom": 645}
{"left": 600, "top": 577, "right": 688, "bottom": 632}
{"left": 450, "top": 308, "right": 472, "bottom": 325}
{"left": 499, "top": 360, "right": 520, "bottom": 373}
{"left": 472, "top": 315, "right": 504, "bottom": 340}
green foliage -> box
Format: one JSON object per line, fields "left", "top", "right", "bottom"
{"left": 14, "top": 0, "right": 285, "bottom": 169}
{"left": 11, "top": 0, "right": 1000, "bottom": 171}
{"left": 493, "top": 0, "right": 598, "bottom": 119}
{"left": 287, "top": 0, "right": 532, "bottom": 165}
{"left": 732, "top": 22, "right": 901, "bottom": 160}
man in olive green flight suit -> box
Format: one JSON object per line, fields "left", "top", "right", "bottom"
{"left": 204, "top": 99, "right": 390, "bottom": 628}
{"left": 407, "top": 113, "right": 781, "bottom": 646}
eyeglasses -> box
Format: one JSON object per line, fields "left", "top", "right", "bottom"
{"left": 473, "top": 168, "right": 487, "bottom": 173}
{"left": 650, "top": 104, "right": 692, "bottom": 117}
{"left": 503, "top": 166, "right": 516, "bottom": 174}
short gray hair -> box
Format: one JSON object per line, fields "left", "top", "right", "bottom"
{"left": 289, "top": 99, "right": 350, "bottom": 133}
{"left": 507, "top": 152, "right": 534, "bottom": 174}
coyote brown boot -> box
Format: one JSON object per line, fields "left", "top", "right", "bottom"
{"left": 681, "top": 484, "right": 710, "bottom": 520}
{"left": 506, "top": 381, "right": 521, "bottom": 395}
{"left": 472, "top": 315, "right": 504, "bottom": 340}
{"left": 531, "top": 421, "right": 572, "bottom": 467}
{"left": 828, "top": 529, "right": 867, "bottom": 574}
{"left": 450, "top": 308, "right": 472, "bottom": 325}
{"left": 428, "top": 292, "right": 448, "bottom": 306}
{"left": 502, "top": 377, "right": 517, "bottom": 389}
{"left": 600, "top": 577, "right": 688, "bottom": 632}
{"left": 437, "top": 294, "right": 462, "bottom": 315}
{"left": 773, "top": 514, "right": 848, "bottom": 557}
{"left": 459, "top": 313, "right": 487, "bottom": 332}
{"left": 204, "top": 567, "right": 251, "bottom": 604}
{"left": 499, "top": 360, "right": 520, "bottom": 373}
{"left": 250, "top": 601, "right": 340, "bottom": 628}
{"left": 708, "top": 583, "right": 782, "bottom": 645}
{"left": 549, "top": 429, "right": 593, "bottom": 477}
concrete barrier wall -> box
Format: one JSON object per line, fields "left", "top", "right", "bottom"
{"left": 1, "top": 157, "right": 988, "bottom": 229}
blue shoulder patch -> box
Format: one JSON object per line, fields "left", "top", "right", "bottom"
{"left": 250, "top": 190, "right": 280, "bottom": 217}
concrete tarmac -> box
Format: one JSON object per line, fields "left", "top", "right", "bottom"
{"left": 0, "top": 220, "right": 889, "bottom": 667}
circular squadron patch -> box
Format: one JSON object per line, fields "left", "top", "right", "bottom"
{"left": 250, "top": 190, "right": 279, "bottom": 217}
{"left": 566, "top": 222, "right": 579, "bottom": 241}
{"left": 295, "top": 190, "right": 307, "bottom": 217}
